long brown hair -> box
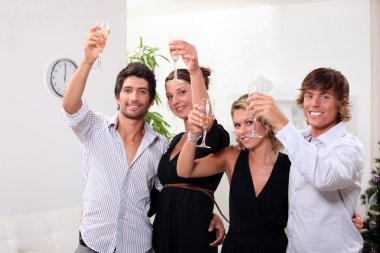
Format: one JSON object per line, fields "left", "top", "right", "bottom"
{"left": 165, "top": 67, "right": 212, "bottom": 89}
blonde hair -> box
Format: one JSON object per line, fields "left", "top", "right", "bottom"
{"left": 231, "top": 94, "right": 283, "bottom": 152}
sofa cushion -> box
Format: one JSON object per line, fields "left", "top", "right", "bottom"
{"left": 0, "top": 207, "right": 81, "bottom": 253}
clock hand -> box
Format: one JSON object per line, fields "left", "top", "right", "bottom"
{"left": 64, "top": 63, "right": 67, "bottom": 82}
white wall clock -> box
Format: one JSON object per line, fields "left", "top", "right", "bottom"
{"left": 47, "top": 58, "right": 77, "bottom": 97}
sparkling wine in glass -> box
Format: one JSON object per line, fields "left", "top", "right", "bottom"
{"left": 247, "top": 79, "right": 264, "bottom": 138}
{"left": 93, "top": 21, "right": 110, "bottom": 70}
{"left": 169, "top": 32, "right": 183, "bottom": 82}
{"left": 197, "top": 98, "right": 214, "bottom": 149}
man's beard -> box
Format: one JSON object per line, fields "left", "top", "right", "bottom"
{"left": 121, "top": 105, "right": 149, "bottom": 120}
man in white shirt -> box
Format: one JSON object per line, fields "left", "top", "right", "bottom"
{"left": 249, "top": 67, "right": 364, "bottom": 252}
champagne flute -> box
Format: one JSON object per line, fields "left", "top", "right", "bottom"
{"left": 247, "top": 79, "right": 264, "bottom": 138}
{"left": 197, "top": 98, "right": 214, "bottom": 149}
{"left": 93, "top": 21, "right": 110, "bottom": 69}
{"left": 169, "top": 33, "right": 183, "bottom": 82}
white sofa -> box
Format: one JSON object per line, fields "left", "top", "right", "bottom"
{"left": 0, "top": 207, "right": 81, "bottom": 253}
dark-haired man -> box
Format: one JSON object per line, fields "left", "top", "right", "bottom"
{"left": 63, "top": 26, "right": 167, "bottom": 253}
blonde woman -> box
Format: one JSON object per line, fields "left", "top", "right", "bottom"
{"left": 178, "top": 95, "right": 290, "bottom": 252}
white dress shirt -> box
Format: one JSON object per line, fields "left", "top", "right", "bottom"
{"left": 64, "top": 101, "right": 167, "bottom": 253}
{"left": 276, "top": 122, "right": 364, "bottom": 253}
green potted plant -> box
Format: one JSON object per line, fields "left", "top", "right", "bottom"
{"left": 127, "top": 36, "right": 173, "bottom": 140}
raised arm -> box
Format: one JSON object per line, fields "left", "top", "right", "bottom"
{"left": 278, "top": 124, "right": 363, "bottom": 190}
{"left": 251, "top": 93, "right": 364, "bottom": 190}
{"left": 177, "top": 105, "right": 228, "bottom": 178}
{"left": 62, "top": 26, "right": 106, "bottom": 114}
{"left": 248, "top": 93, "right": 289, "bottom": 131}
{"left": 169, "top": 40, "right": 208, "bottom": 106}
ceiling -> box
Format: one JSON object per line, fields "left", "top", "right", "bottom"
{"left": 127, "top": 0, "right": 341, "bottom": 18}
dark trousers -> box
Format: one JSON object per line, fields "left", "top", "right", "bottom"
{"left": 75, "top": 244, "right": 99, "bottom": 253}
{"left": 75, "top": 232, "right": 116, "bottom": 253}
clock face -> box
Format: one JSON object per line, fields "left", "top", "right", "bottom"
{"left": 47, "top": 58, "right": 77, "bottom": 97}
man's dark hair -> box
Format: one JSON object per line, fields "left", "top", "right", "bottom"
{"left": 114, "top": 62, "right": 156, "bottom": 104}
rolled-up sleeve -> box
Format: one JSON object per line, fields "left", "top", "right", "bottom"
{"left": 63, "top": 100, "right": 89, "bottom": 127}
{"left": 63, "top": 100, "right": 101, "bottom": 143}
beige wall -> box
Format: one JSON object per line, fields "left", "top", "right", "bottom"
{"left": 371, "top": 0, "right": 380, "bottom": 170}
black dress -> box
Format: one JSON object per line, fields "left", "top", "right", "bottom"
{"left": 153, "top": 120, "right": 230, "bottom": 253}
{"left": 221, "top": 151, "right": 290, "bottom": 253}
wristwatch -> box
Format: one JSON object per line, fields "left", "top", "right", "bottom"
{"left": 187, "top": 133, "right": 201, "bottom": 142}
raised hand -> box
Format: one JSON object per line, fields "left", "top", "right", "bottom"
{"left": 168, "top": 40, "right": 200, "bottom": 74}
{"left": 84, "top": 26, "right": 108, "bottom": 66}
{"left": 187, "top": 104, "right": 205, "bottom": 137}
{"left": 248, "top": 93, "right": 289, "bottom": 131}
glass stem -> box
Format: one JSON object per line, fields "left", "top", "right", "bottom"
{"left": 173, "top": 60, "right": 178, "bottom": 80}
{"left": 201, "top": 126, "right": 207, "bottom": 146}
{"left": 253, "top": 116, "right": 257, "bottom": 136}
{"left": 98, "top": 49, "right": 103, "bottom": 69}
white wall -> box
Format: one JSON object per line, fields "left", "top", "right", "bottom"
{"left": 0, "top": 0, "right": 371, "bottom": 222}
{"left": 127, "top": 0, "right": 372, "bottom": 219}
{"left": 0, "top": 0, "right": 126, "bottom": 216}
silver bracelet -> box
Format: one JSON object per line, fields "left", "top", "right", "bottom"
{"left": 187, "top": 133, "right": 201, "bottom": 142}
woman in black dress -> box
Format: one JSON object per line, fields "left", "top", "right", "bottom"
{"left": 152, "top": 40, "right": 230, "bottom": 253}
{"left": 177, "top": 95, "right": 291, "bottom": 253}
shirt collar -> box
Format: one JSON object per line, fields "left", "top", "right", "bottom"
{"left": 109, "top": 114, "right": 119, "bottom": 128}
{"left": 108, "top": 114, "right": 160, "bottom": 140}
{"left": 302, "top": 122, "right": 346, "bottom": 145}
